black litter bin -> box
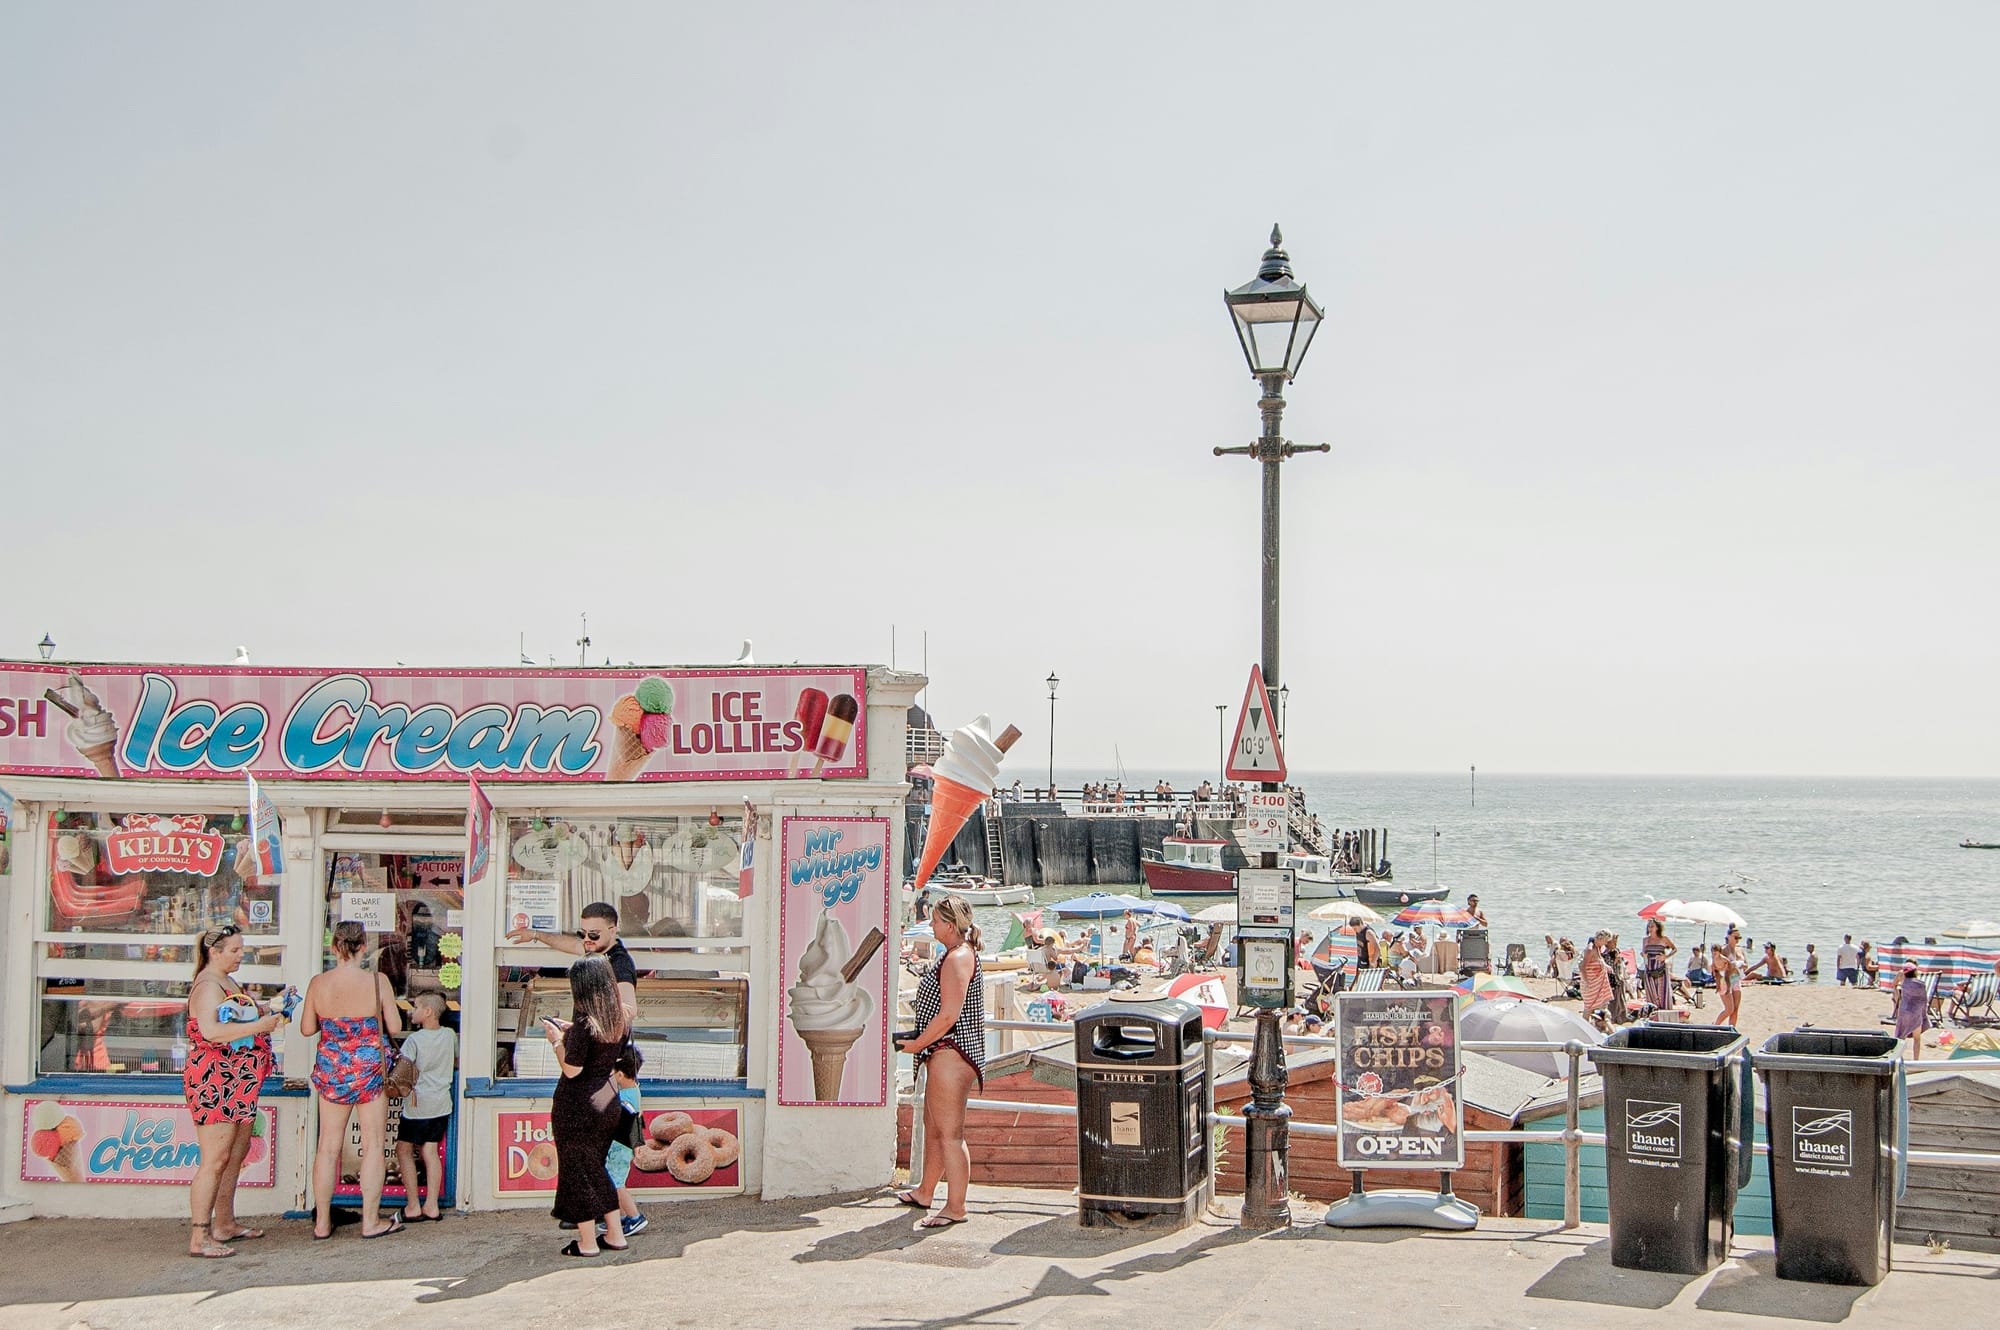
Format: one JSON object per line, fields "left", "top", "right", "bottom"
{"left": 1073, "top": 998, "right": 1209, "bottom": 1227}
{"left": 1753, "top": 1029, "right": 1905, "bottom": 1285}
{"left": 1590, "top": 1023, "right": 1753, "bottom": 1274}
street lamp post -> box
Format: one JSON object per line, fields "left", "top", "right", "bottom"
{"left": 1215, "top": 704, "right": 1225, "bottom": 789}
{"left": 38, "top": 634, "right": 56, "bottom": 662}
{"left": 1216, "top": 224, "right": 1328, "bottom": 1231}
{"left": 1046, "top": 672, "right": 1060, "bottom": 797}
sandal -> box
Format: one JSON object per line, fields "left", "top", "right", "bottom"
{"left": 560, "top": 1240, "right": 600, "bottom": 1258}
{"left": 601, "top": 1240, "right": 630, "bottom": 1252}
{"left": 213, "top": 1226, "right": 264, "bottom": 1241}
{"left": 915, "top": 1213, "right": 967, "bottom": 1229}
{"left": 892, "top": 1189, "right": 932, "bottom": 1209}
{"left": 361, "top": 1214, "right": 405, "bottom": 1240}
{"left": 188, "top": 1225, "right": 235, "bottom": 1258}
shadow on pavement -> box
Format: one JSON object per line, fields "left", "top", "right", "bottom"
{"left": 1694, "top": 1253, "right": 1869, "bottom": 1323}
{"left": 1524, "top": 1236, "right": 1699, "bottom": 1310}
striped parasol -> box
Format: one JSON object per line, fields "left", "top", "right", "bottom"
{"left": 1451, "top": 972, "right": 1542, "bottom": 1003}
{"left": 1390, "top": 901, "right": 1479, "bottom": 930}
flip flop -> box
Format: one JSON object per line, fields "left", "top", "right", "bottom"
{"left": 188, "top": 1244, "right": 236, "bottom": 1259}
{"left": 892, "top": 1189, "right": 932, "bottom": 1209}
{"left": 361, "top": 1215, "right": 405, "bottom": 1240}
{"left": 560, "top": 1241, "right": 600, "bottom": 1258}
{"left": 312, "top": 1231, "right": 334, "bottom": 1241}
{"left": 915, "top": 1213, "right": 967, "bottom": 1229}
{"left": 400, "top": 1212, "right": 429, "bottom": 1224}
{"left": 214, "top": 1226, "right": 265, "bottom": 1241}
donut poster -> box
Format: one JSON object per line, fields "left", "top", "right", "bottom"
{"left": 1333, "top": 991, "right": 1464, "bottom": 1171}
{"left": 496, "top": 1108, "right": 741, "bottom": 1193}
{"left": 776, "top": 815, "right": 892, "bottom": 1107}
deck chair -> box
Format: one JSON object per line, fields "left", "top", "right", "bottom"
{"left": 1349, "top": 968, "right": 1388, "bottom": 993}
{"left": 1501, "top": 942, "right": 1528, "bottom": 977}
{"left": 1948, "top": 971, "right": 1999, "bottom": 1027}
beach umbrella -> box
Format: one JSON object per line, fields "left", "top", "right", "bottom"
{"left": 1391, "top": 901, "right": 1479, "bottom": 930}
{"left": 1941, "top": 920, "right": 2000, "bottom": 940}
{"left": 1136, "top": 900, "right": 1191, "bottom": 922}
{"left": 901, "top": 921, "right": 935, "bottom": 939}
{"left": 1308, "top": 900, "right": 1382, "bottom": 924}
{"left": 1166, "top": 973, "right": 1231, "bottom": 1029}
{"left": 1452, "top": 973, "right": 1542, "bottom": 1002}
{"left": 1656, "top": 900, "right": 1746, "bottom": 930}
{"left": 1637, "top": 898, "right": 1684, "bottom": 921}
{"left": 1458, "top": 999, "right": 1602, "bottom": 1079}
{"left": 1049, "top": 892, "right": 1149, "bottom": 919}
{"left": 1194, "top": 903, "right": 1238, "bottom": 924}
{"left": 1311, "top": 926, "right": 1360, "bottom": 970}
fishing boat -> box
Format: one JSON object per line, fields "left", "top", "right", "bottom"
{"left": 1284, "top": 852, "right": 1371, "bottom": 901}
{"left": 1140, "top": 837, "right": 1236, "bottom": 895}
{"left": 910, "top": 871, "right": 1035, "bottom": 907}
{"left": 1962, "top": 839, "right": 2000, "bottom": 850}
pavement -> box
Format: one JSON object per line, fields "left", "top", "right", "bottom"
{"left": 3, "top": 1189, "right": 1995, "bottom": 1329}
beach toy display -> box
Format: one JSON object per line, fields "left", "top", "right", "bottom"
{"left": 911, "top": 714, "right": 1022, "bottom": 894}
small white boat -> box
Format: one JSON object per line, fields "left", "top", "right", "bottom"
{"left": 1283, "top": 853, "right": 1373, "bottom": 900}
{"left": 910, "top": 873, "right": 1035, "bottom": 907}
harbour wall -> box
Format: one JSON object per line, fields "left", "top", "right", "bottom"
{"left": 902, "top": 806, "right": 1249, "bottom": 888}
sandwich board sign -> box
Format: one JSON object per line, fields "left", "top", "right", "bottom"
{"left": 1225, "top": 664, "right": 1287, "bottom": 783}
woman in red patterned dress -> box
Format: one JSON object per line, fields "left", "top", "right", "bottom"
{"left": 184, "top": 924, "right": 289, "bottom": 1258}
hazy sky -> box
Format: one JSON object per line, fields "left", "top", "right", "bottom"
{"left": 4, "top": 5, "right": 1996, "bottom": 777}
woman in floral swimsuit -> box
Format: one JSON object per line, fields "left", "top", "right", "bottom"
{"left": 184, "top": 924, "right": 290, "bottom": 1258}
{"left": 301, "top": 921, "right": 404, "bottom": 1240}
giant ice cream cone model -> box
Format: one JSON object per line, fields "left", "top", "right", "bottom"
{"left": 912, "top": 715, "right": 1021, "bottom": 894}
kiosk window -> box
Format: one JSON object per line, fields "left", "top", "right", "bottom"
{"left": 36, "top": 811, "right": 284, "bottom": 1076}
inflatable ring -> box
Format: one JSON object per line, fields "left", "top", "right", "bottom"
{"left": 701, "top": 1127, "right": 739, "bottom": 1168}
{"left": 647, "top": 1111, "right": 695, "bottom": 1146}
{"left": 526, "top": 1140, "right": 559, "bottom": 1181}
{"left": 665, "top": 1131, "right": 716, "bottom": 1185}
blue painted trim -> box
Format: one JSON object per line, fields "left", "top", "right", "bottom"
{"left": 5, "top": 1075, "right": 307, "bottom": 1098}
{"left": 462, "top": 1077, "right": 759, "bottom": 1100}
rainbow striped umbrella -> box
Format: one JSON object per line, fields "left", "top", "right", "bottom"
{"left": 1391, "top": 901, "right": 1479, "bottom": 929}
{"left": 1452, "top": 972, "right": 1542, "bottom": 1002}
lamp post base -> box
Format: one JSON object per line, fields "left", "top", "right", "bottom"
{"left": 1240, "top": 1008, "right": 1291, "bottom": 1230}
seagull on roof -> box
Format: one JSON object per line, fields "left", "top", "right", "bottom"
{"left": 732, "top": 639, "right": 755, "bottom": 665}
{"left": 231, "top": 646, "right": 251, "bottom": 666}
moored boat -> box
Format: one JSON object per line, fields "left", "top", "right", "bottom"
{"left": 1140, "top": 837, "right": 1236, "bottom": 895}
{"left": 1283, "top": 852, "right": 1372, "bottom": 900}
{"left": 1353, "top": 880, "right": 1451, "bottom": 908}
{"left": 1962, "top": 839, "right": 2000, "bottom": 850}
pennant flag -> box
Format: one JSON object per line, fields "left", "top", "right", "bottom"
{"left": 246, "top": 775, "right": 282, "bottom": 877}
{"left": 738, "top": 832, "right": 755, "bottom": 899}
{"left": 466, "top": 776, "right": 494, "bottom": 884}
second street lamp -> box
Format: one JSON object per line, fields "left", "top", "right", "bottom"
{"left": 1046, "top": 672, "right": 1060, "bottom": 796}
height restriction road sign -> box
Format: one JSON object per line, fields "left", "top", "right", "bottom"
{"left": 1225, "top": 664, "right": 1288, "bottom": 783}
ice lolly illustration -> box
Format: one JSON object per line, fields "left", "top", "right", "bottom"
{"left": 788, "top": 912, "right": 878, "bottom": 1100}
{"left": 806, "top": 693, "right": 858, "bottom": 777}
{"left": 911, "top": 714, "right": 1022, "bottom": 893}
{"left": 787, "top": 687, "right": 829, "bottom": 778}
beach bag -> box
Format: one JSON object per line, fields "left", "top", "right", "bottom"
{"left": 383, "top": 1037, "right": 420, "bottom": 1100}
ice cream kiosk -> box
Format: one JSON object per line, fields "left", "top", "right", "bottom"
{"left": 0, "top": 660, "right": 922, "bottom": 1216}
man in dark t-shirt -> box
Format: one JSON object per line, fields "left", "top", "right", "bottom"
{"left": 508, "top": 900, "right": 639, "bottom": 1020}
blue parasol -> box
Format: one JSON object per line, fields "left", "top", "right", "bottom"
{"left": 1049, "top": 892, "right": 1150, "bottom": 919}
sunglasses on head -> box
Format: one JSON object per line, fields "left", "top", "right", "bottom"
{"left": 205, "top": 924, "right": 241, "bottom": 944}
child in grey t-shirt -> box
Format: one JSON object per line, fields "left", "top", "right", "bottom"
{"left": 395, "top": 994, "right": 457, "bottom": 1221}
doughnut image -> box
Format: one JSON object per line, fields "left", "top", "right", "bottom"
{"left": 526, "top": 1141, "right": 559, "bottom": 1181}
{"left": 647, "top": 1111, "right": 695, "bottom": 1146}
{"left": 631, "top": 1142, "right": 676, "bottom": 1176}
{"left": 701, "top": 1127, "right": 739, "bottom": 1168}
{"left": 665, "top": 1131, "right": 716, "bottom": 1185}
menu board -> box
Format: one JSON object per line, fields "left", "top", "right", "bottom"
{"left": 1334, "top": 991, "right": 1464, "bottom": 1170}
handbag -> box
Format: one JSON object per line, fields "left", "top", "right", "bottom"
{"left": 613, "top": 1102, "right": 646, "bottom": 1150}
{"left": 382, "top": 1001, "right": 420, "bottom": 1099}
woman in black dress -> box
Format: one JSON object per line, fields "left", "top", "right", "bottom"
{"left": 545, "top": 954, "right": 629, "bottom": 1256}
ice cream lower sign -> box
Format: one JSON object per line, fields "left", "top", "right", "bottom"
{"left": 778, "top": 816, "right": 891, "bottom": 1107}
{"left": 0, "top": 664, "right": 865, "bottom": 782}
{"left": 20, "top": 1100, "right": 278, "bottom": 1186}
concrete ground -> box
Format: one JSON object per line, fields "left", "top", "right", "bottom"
{"left": 3, "top": 1189, "right": 1995, "bottom": 1329}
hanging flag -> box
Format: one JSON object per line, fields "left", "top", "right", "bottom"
{"left": 738, "top": 800, "right": 756, "bottom": 898}
{"left": 246, "top": 774, "right": 283, "bottom": 877}
{"left": 466, "top": 776, "right": 494, "bottom": 884}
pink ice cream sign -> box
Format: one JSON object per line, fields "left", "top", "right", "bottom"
{"left": 0, "top": 664, "right": 866, "bottom": 783}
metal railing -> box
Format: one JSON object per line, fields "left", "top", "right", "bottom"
{"left": 903, "top": 1019, "right": 2000, "bottom": 1227}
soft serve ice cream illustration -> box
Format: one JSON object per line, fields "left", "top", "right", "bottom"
{"left": 787, "top": 911, "right": 886, "bottom": 1100}
{"left": 47, "top": 672, "right": 121, "bottom": 777}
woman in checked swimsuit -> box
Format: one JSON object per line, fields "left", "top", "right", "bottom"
{"left": 894, "top": 894, "right": 986, "bottom": 1230}
{"left": 301, "top": 921, "right": 403, "bottom": 1240}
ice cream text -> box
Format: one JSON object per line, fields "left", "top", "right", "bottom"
{"left": 788, "top": 826, "right": 883, "bottom": 906}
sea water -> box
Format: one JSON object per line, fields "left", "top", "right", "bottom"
{"left": 971, "top": 771, "right": 2000, "bottom": 968}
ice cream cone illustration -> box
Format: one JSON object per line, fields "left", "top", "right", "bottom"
{"left": 50, "top": 1140, "right": 84, "bottom": 1183}
{"left": 605, "top": 677, "right": 673, "bottom": 781}
{"left": 787, "top": 913, "right": 885, "bottom": 1101}
{"left": 46, "top": 673, "right": 121, "bottom": 777}
{"left": 912, "top": 715, "right": 1021, "bottom": 893}
{"left": 800, "top": 1027, "right": 865, "bottom": 1100}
